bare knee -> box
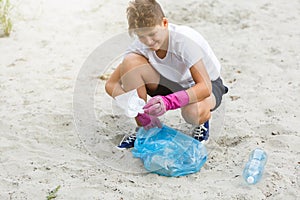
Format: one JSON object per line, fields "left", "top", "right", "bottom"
{"left": 121, "top": 53, "right": 149, "bottom": 74}
{"left": 121, "top": 53, "right": 160, "bottom": 90}
{"left": 181, "top": 104, "right": 211, "bottom": 125}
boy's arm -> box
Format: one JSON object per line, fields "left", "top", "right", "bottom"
{"left": 105, "top": 64, "right": 126, "bottom": 98}
{"left": 186, "top": 59, "right": 212, "bottom": 104}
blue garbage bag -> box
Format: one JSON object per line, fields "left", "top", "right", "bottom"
{"left": 132, "top": 125, "right": 207, "bottom": 177}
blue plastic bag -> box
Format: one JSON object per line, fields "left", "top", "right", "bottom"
{"left": 132, "top": 125, "right": 207, "bottom": 177}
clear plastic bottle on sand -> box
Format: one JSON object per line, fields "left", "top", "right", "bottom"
{"left": 242, "top": 148, "right": 267, "bottom": 184}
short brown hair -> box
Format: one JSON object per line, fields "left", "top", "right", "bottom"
{"left": 127, "top": 0, "right": 165, "bottom": 36}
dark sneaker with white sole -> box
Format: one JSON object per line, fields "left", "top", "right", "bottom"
{"left": 116, "top": 127, "right": 139, "bottom": 149}
{"left": 192, "top": 121, "right": 209, "bottom": 143}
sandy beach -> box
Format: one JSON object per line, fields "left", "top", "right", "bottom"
{"left": 1, "top": 0, "right": 299, "bottom": 199}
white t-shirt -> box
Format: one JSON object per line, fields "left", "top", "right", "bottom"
{"left": 126, "top": 23, "right": 221, "bottom": 88}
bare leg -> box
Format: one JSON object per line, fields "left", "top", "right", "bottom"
{"left": 119, "top": 53, "right": 160, "bottom": 101}
{"left": 181, "top": 93, "right": 216, "bottom": 125}
{"left": 116, "top": 53, "right": 160, "bottom": 126}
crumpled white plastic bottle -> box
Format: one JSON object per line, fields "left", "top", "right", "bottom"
{"left": 115, "top": 89, "right": 145, "bottom": 118}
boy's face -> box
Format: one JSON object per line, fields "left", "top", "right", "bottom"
{"left": 135, "top": 19, "right": 169, "bottom": 51}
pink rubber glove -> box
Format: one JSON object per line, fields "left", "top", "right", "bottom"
{"left": 143, "top": 90, "right": 189, "bottom": 117}
{"left": 136, "top": 113, "right": 162, "bottom": 130}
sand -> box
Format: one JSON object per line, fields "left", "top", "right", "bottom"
{"left": 0, "top": 0, "right": 299, "bottom": 199}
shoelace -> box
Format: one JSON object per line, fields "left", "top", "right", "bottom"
{"left": 122, "top": 134, "right": 136, "bottom": 144}
{"left": 193, "top": 124, "right": 207, "bottom": 138}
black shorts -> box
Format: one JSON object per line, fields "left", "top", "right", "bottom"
{"left": 146, "top": 76, "right": 228, "bottom": 111}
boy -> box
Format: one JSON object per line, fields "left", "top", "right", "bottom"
{"left": 105, "top": 0, "right": 228, "bottom": 149}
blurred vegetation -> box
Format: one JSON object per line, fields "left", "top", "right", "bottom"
{"left": 46, "top": 185, "right": 61, "bottom": 200}
{"left": 0, "top": 0, "right": 12, "bottom": 37}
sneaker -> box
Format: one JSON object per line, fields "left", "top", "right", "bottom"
{"left": 192, "top": 121, "right": 209, "bottom": 143}
{"left": 116, "top": 127, "right": 139, "bottom": 149}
